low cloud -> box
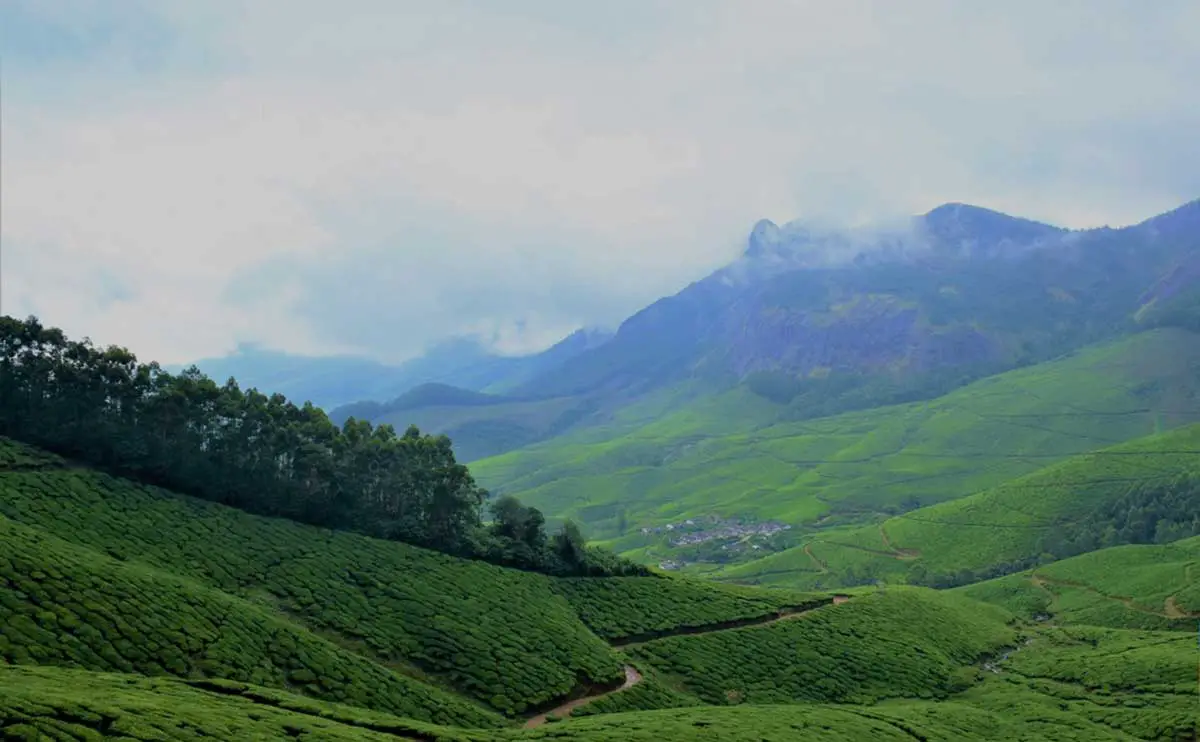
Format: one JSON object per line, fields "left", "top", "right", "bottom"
{"left": 3, "top": 0, "right": 1199, "bottom": 363}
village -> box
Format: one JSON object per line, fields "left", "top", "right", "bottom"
{"left": 639, "top": 515, "right": 791, "bottom": 547}
{"left": 638, "top": 515, "right": 793, "bottom": 570}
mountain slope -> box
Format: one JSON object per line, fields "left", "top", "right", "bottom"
{"left": 509, "top": 199, "right": 1200, "bottom": 408}
{"left": 719, "top": 422, "right": 1200, "bottom": 590}
{"left": 184, "top": 328, "right": 613, "bottom": 412}
{"left": 323, "top": 199, "right": 1200, "bottom": 464}
{"left": 473, "top": 327, "right": 1200, "bottom": 545}
{"left": 3, "top": 439, "right": 1196, "bottom": 739}
{"left": 957, "top": 536, "right": 1200, "bottom": 630}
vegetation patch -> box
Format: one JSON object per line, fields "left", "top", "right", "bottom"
{"left": 551, "top": 576, "right": 826, "bottom": 641}
{"left": 0, "top": 515, "right": 503, "bottom": 728}
{"left": 626, "top": 589, "right": 1015, "bottom": 706}
{"left": 0, "top": 444, "right": 624, "bottom": 716}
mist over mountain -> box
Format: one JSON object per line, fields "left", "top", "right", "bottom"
{"left": 190, "top": 198, "right": 1200, "bottom": 462}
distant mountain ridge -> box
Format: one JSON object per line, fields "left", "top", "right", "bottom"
{"left": 180, "top": 327, "right": 613, "bottom": 411}
{"left": 510, "top": 198, "right": 1200, "bottom": 409}
{"left": 187, "top": 198, "right": 1200, "bottom": 463}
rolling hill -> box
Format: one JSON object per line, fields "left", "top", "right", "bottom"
{"left": 957, "top": 535, "right": 1200, "bottom": 631}
{"left": 291, "top": 199, "right": 1200, "bottom": 467}
{"left": 472, "top": 327, "right": 1200, "bottom": 549}
{"left": 718, "top": 421, "right": 1200, "bottom": 590}
{"left": 2, "top": 374, "right": 1197, "bottom": 739}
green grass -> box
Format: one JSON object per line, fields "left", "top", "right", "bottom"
{"left": 472, "top": 328, "right": 1200, "bottom": 545}
{"left": 549, "top": 576, "right": 827, "bottom": 641}
{"left": 720, "top": 422, "right": 1200, "bottom": 589}
{"left": 957, "top": 536, "right": 1200, "bottom": 630}
{"left": 625, "top": 589, "right": 1016, "bottom": 706}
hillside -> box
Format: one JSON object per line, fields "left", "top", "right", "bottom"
{"left": 719, "top": 422, "right": 1200, "bottom": 590}
{"left": 308, "top": 200, "right": 1200, "bottom": 465}
{"left": 473, "top": 327, "right": 1200, "bottom": 549}
{"left": 0, "top": 436, "right": 829, "bottom": 719}
{"left": 958, "top": 536, "right": 1200, "bottom": 631}
{"left": 333, "top": 384, "right": 599, "bottom": 463}
{"left": 2, "top": 436, "right": 1196, "bottom": 739}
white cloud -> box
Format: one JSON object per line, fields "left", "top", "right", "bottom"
{"left": 3, "top": 0, "right": 1198, "bottom": 363}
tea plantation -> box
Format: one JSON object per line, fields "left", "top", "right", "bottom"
{"left": 0, "top": 515, "right": 503, "bottom": 728}
{"left": 0, "top": 438, "right": 626, "bottom": 716}
{"left": 957, "top": 536, "right": 1200, "bottom": 630}
{"left": 3, "top": 437, "right": 1198, "bottom": 740}
{"left": 721, "top": 422, "right": 1200, "bottom": 590}
{"left": 626, "top": 589, "right": 1016, "bottom": 706}
{"left": 550, "top": 575, "right": 827, "bottom": 641}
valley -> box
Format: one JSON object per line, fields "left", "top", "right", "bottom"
{"left": 4, "top": 201, "right": 1200, "bottom": 741}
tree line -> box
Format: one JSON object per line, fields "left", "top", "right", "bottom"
{"left": 0, "top": 315, "right": 645, "bottom": 577}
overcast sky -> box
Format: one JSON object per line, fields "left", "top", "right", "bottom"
{"left": 3, "top": 0, "right": 1199, "bottom": 364}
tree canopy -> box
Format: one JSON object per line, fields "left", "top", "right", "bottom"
{"left": 0, "top": 315, "right": 645, "bottom": 577}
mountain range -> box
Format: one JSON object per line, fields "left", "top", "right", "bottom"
{"left": 188, "top": 198, "right": 1200, "bottom": 462}
{"left": 4, "top": 198, "right": 1200, "bottom": 740}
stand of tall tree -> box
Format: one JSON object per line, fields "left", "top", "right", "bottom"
{"left": 0, "top": 315, "right": 645, "bottom": 577}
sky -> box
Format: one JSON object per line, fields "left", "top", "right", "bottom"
{"left": 3, "top": 0, "right": 1199, "bottom": 365}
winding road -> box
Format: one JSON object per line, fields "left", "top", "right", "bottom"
{"left": 522, "top": 595, "right": 852, "bottom": 728}
{"left": 524, "top": 665, "right": 643, "bottom": 729}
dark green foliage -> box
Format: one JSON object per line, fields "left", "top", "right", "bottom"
{"left": 1038, "top": 472, "right": 1200, "bottom": 560}
{"left": 0, "top": 315, "right": 641, "bottom": 578}
{"left": 0, "top": 664, "right": 489, "bottom": 741}
{"left": 0, "top": 516, "right": 502, "bottom": 727}
{"left": 551, "top": 576, "right": 826, "bottom": 641}
{"left": 0, "top": 449, "right": 625, "bottom": 715}
{"left": 626, "top": 589, "right": 1015, "bottom": 706}
{"left": 1005, "top": 626, "right": 1193, "bottom": 694}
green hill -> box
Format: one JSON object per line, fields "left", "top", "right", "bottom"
{"left": 0, "top": 438, "right": 619, "bottom": 716}
{"left": 3, "top": 436, "right": 1196, "bottom": 739}
{"left": 473, "top": 328, "right": 1200, "bottom": 549}
{"left": 719, "top": 422, "right": 1200, "bottom": 590}
{"left": 4, "top": 315, "right": 1199, "bottom": 740}
{"left": 625, "top": 589, "right": 1015, "bottom": 706}
{"left": 957, "top": 536, "right": 1200, "bottom": 630}
{"left": 0, "top": 514, "right": 503, "bottom": 727}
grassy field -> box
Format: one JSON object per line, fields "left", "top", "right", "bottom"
{"left": 472, "top": 328, "right": 1200, "bottom": 546}
{"left": 718, "top": 423, "right": 1200, "bottom": 589}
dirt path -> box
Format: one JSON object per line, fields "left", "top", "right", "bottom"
{"left": 523, "top": 665, "right": 642, "bottom": 729}
{"left": 877, "top": 523, "right": 920, "bottom": 559}
{"left": 1032, "top": 573, "right": 1192, "bottom": 620}
{"left": 523, "top": 596, "right": 851, "bottom": 727}
{"left": 803, "top": 543, "right": 829, "bottom": 573}
{"left": 1163, "top": 596, "right": 1199, "bottom": 619}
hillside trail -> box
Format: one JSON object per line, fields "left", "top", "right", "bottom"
{"left": 1032, "top": 573, "right": 1190, "bottom": 619}
{"left": 523, "top": 595, "right": 852, "bottom": 728}
{"left": 1163, "top": 596, "right": 1198, "bottom": 619}
{"left": 877, "top": 523, "right": 920, "bottom": 559}
{"left": 523, "top": 665, "right": 642, "bottom": 729}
